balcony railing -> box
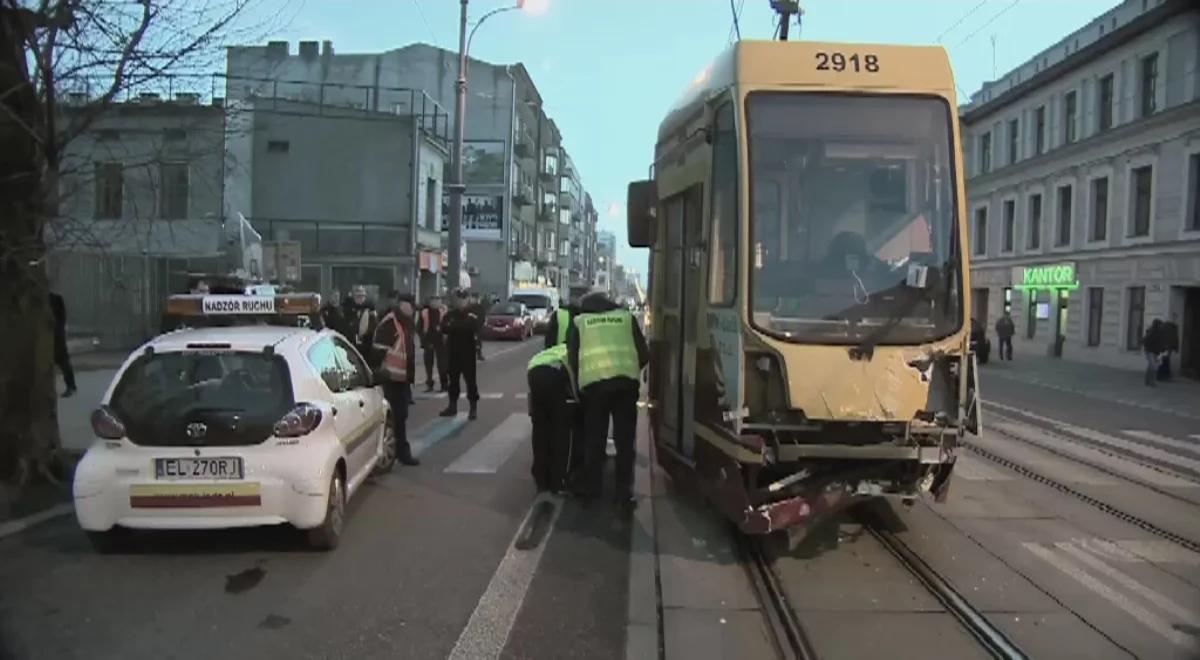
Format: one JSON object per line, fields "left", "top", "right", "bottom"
{"left": 513, "top": 184, "right": 535, "bottom": 207}
{"left": 539, "top": 204, "right": 558, "bottom": 223}
{"left": 256, "top": 217, "right": 410, "bottom": 257}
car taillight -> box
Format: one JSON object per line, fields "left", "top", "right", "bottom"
{"left": 91, "top": 406, "right": 126, "bottom": 440}
{"left": 274, "top": 403, "right": 323, "bottom": 438}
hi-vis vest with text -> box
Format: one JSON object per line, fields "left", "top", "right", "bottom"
{"left": 553, "top": 308, "right": 571, "bottom": 345}
{"left": 575, "top": 310, "right": 639, "bottom": 389}
{"left": 379, "top": 315, "right": 409, "bottom": 382}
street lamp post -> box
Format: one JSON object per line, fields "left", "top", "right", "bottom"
{"left": 447, "top": 0, "right": 540, "bottom": 293}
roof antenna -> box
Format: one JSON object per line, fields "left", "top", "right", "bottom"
{"left": 770, "top": 1, "right": 802, "bottom": 41}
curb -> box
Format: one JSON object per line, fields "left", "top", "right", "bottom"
{"left": 0, "top": 503, "right": 74, "bottom": 540}
{"left": 625, "top": 412, "right": 662, "bottom": 660}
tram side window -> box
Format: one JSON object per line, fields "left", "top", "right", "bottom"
{"left": 709, "top": 102, "right": 738, "bottom": 306}
{"left": 665, "top": 194, "right": 684, "bottom": 308}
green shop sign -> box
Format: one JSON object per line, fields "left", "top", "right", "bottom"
{"left": 1014, "top": 262, "right": 1079, "bottom": 291}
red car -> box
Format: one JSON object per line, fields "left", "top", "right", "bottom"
{"left": 482, "top": 301, "right": 533, "bottom": 340}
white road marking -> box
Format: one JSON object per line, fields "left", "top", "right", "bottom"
{"left": 953, "top": 454, "right": 1014, "bottom": 481}
{"left": 1121, "top": 430, "right": 1200, "bottom": 456}
{"left": 982, "top": 377, "right": 1200, "bottom": 422}
{"left": 486, "top": 340, "right": 539, "bottom": 360}
{"left": 1023, "top": 542, "right": 1194, "bottom": 647}
{"left": 989, "top": 418, "right": 1198, "bottom": 487}
{"left": 444, "top": 413, "right": 531, "bottom": 474}
{"left": 448, "top": 495, "right": 563, "bottom": 660}
{"left": 514, "top": 393, "right": 528, "bottom": 399}
{"left": 409, "top": 414, "right": 469, "bottom": 457}
{"left": 1191, "top": 434, "right": 1200, "bottom": 441}
{"left": 982, "top": 422, "right": 1118, "bottom": 485}
{"left": 0, "top": 504, "right": 74, "bottom": 540}
{"left": 1057, "top": 541, "right": 1198, "bottom": 622}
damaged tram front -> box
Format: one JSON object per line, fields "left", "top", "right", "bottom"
{"left": 628, "top": 40, "right": 980, "bottom": 535}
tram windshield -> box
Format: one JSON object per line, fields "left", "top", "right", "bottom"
{"left": 746, "top": 93, "right": 962, "bottom": 345}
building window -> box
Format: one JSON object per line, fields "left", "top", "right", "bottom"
{"left": 1140, "top": 53, "right": 1158, "bottom": 118}
{"left": 1188, "top": 153, "right": 1200, "bottom": 232}
{"left": 979, "top": 133, "right": 991, "bottom": 174}
{"left": 1034, "top": 106, "right": 1045, "bottom": 156}
{"left": 425, "top": 178, "right": 438, "bottom": 230}
{"left": 1087, "top": 287, "right": 1104, "bottom": 347}
{"left": 1098, "top": 74, "right": 1114, "bottom": 131}
{"left": 1026, "top": 291, "right": 1038, "bottom": 339}
{"left": 708, "top": 102, "right": 737, "bottom": 305}
{"left": 1130, "top": 165, "right": 1153, "bottom": 237}
{"left": 1056, "top": 184, "right": 1072, "bottom": 247}
{"left": 94, "top": 162, "right": 123, "bottom": 219}
{"left": 1090, "top": 177, "right": 1108, "bottom": 241}
{"left": 1027, "top": 193, "right": 1042, "bottom": 249}
{"left": 1126, "top": 286, "right": 1145, "bottom": 350}
{"left": 267, "top": 140, "right": 290, "bottom": 153}
{"left": 973, "top": 207, "right": 987, "bottom": 256}
{"left": 1002, "top": 199, "right": 1015, "bottom": 252}
{"left": 1007, "top": 118, "right": 1019, "bottom": 165}
{"left": 159, "top": 162, "right": 189, "bottom": 219}
{"left": 1063, "top": 91, "right": 1077, "bottom": 144}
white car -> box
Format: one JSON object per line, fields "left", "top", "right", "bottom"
{"left": 73, "top": 324, "right": 397, "bottom": 552}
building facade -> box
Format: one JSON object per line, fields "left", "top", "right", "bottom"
{"left": 595, "top": 230, "right": 616, "bottom": 294}
{"left": 961, "top": 0, "right": 1200, "bottom": 375}
{"left": 225, "top": 41, "right": 596, "bottom": 302}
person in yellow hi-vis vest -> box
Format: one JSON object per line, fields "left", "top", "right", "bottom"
{"left": 526, "top": 343, "right": 576, "bottom": 493}
{"left": 567, "top": 291, "right": 649, "bottom": 509}
{"left": 543, "top": 293, "right": 581, "bottom": 348}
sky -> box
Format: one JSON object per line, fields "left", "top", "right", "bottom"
{"left": 248, "top": 0, "right": 1121, "bottom": 279}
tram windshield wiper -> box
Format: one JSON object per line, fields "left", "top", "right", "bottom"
{"left": 846, "top": 284, "right": 933, "bottom": 361}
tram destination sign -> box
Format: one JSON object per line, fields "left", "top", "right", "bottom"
{"left": 1012, "top": 262, "right": 1079, "bottom": 291}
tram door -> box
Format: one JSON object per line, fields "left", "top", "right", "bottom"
{"left": 679, "top": 186, "right": 705, "bottom": 458}
{"left": 658, "top": 193, "right": 685, "bottom": 454}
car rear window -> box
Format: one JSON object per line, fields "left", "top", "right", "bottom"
{"left": 489, "top": 302, "right": 522, "bottom": 316}
{"left": 110, "top": 351, "right": 294, "bottom": 447}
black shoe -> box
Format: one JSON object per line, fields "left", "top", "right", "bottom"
{"left": 439, "top": 404, "right": 458, "bottom": 417}
{"left": 425, "top": 384, "right": 435, "bottom": 392}
{"left": 468, "top": 402, "right": 478, "bottom": 420}
{"left": 61, "top": 388, "right": 76, "bottom": 399}
{"left": 399, "top": 455, "right": 420, "bottom": 466}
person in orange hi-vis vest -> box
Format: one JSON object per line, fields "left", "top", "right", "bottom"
{"left": 373, "top": 293, "right": 420, "bottom": 466}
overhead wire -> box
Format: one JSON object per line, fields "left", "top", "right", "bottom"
{"left": 410, "top": 0, "right": 439, "bottom": 46}
{"left": 954, "top": 0, "right": 1023, "bottom": 50}
{"left": 934, "top": 0, "right": 992, "bottom": 43}
{"left": 727, "top": 0, "right": 744, "bottom": 44}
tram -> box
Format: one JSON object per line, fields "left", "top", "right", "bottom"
{"left": 628, "top": 39, "right": 980, "bottom": 536}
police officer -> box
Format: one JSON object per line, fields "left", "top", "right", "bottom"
{"left": 372, "top": 292, "right": 420, "bottom": 467}
{"left": 567, "top": 291, "right": 649, "bottom": 509}
{"left": 526, "top": 343, "right": 576, "bottom": 493}
{"left": 418, "top": 294, "right": 448, "bottom": 392}
{"left": 468, "top": 292, "right": 487, "bottom": 361}
{"left": 439, "top": 289, "right": 481, "bottom": 420}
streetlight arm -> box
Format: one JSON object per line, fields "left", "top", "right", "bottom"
{"left": 466, "top": 5, "right": 519, "bottom": 63}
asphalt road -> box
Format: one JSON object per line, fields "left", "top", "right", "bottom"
{"left": 0, "top": 338, "right": 632, "bottom": 660}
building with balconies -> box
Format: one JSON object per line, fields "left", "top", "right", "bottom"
{"left": 962, "top": 0, "right": 1200, "bottom": 375}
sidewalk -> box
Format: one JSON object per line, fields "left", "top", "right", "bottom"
{"left": 981, "top": 356, "right": 1200, "bottom": 421}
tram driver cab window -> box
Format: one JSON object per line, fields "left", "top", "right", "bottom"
{"left": 746, "top": 92, "right": 961, "bottom": 345}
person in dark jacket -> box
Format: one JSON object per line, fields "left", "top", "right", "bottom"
{"left": 439, "top": 289, "right": 482, "bottom": 420}
{"left": 567, "top": 291, "right": 650, "bottom": 509}
{"left": 49, "top": 291, "right": 76, "bottom": 397}
{"left": 994, "top": 312, "right": 1015, "bottom": 361}
{"left": 372, "top": 293, "right": 420, "bottom": 467}
{"left": 343, "top": 285, "right": 378, "bottom": 363}
{"left": 1142, "top": 319, "right": 1165, "bottom": 386}
{"left": 418, "top": 294, "right": 449, "bottom": 392}
{"left": 468, "top": 292, "right": 487, "bottom": 361}
{"left": 1158, "top": 318, "right": 1180, "bottom": 381}
{"left": 320, "top": 288, "right": 347, "bottom": 337}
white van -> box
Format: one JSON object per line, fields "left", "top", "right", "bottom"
{"left": 510, "top": 287, "right": 559, "bottom": 332}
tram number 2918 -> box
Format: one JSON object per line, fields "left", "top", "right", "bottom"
{"left": 815, "top": 52, "right": 880, "bottom": 73}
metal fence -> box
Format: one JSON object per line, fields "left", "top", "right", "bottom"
{"left": 49, "top": 251, "right": 224, "bottom": 350}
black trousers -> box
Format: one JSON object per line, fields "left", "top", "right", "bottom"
{"left": 54, "top": 336, "right": 76, "bottom": 390}
{"left": 579, "top": 381, "right": 639, "bottom": 499}
{"left": 423, "top": 338, "right": 447, "bottom": 388}
{"left": 446, "top": 355, "right": 479, "bottom": 403}
{"left": 381, "top": 381, "right": 413, "bottom": 459}
{"left": 528, "top": 366, "right": 572, "bottom": 492}
{"left": 998, "top": 337, "right": 1013, "bottom": 360}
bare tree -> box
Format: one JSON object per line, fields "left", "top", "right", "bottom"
{"left": 0, "top": 0, "right": 267, "bottom": 509}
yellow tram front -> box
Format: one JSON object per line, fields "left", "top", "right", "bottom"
{"left": 629, "top": 40, "right": 980, "bottom": 535}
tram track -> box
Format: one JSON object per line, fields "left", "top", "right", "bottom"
{"left": 737, "top": 530, "right": 820, "bottom": 660}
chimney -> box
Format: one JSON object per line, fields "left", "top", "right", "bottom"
{"left": 266, "top": 40, "right": 288, "bottom": 58}
{"left": 139, "top": 92, "right": 161, "bottom": 104}
{"left": 174, "top": 92, "right": 199, "bottom": 105}
{"left": 298, "top": 40, "right": 318, "bottom": 60}
{"left": 321, "top": 40, "right": 334, "bottom": 57}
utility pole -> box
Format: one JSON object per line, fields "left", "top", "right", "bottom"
{"left": 447, "top": 0, "right": 469, "bottom": 293}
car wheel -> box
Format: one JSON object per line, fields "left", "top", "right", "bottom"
{"left": 86, "top": 528, "right": 127, "bottom": 554}
{"left": 373, "top": 416, "right": 397, "bottom": 475}
{"left": 307, "top": 470, "right": 345, "bottom": 551}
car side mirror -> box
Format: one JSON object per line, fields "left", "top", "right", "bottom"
{"left": 627, "top": 180, "right": 656, "bottom": 248}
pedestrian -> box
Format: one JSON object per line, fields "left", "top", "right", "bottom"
{"left": 567, "top": 290, "right": 649, "bottom": 510}
{"left": 526, "top": 343, "right": 576, "bottom": 494}
{"left": 321, "top": 288, "right": 346, "bottom": 337}
{"left": 543, "top": 294, "right": 580, "bottom": 348}
{"left": 468, "top": 292, "right": 487, "bottom": 361}
{"left": 372, "top": 293, "right": 420, "bottom": 467}
{"left": 1142, "top": 319, "right": 1165, "bottom": 387}
{"left": 1158, "top": 317, "right": 1179, "bottom": 381}
{"left": 418, "top": 294, "right": 449, "bottom": 392}
{"left": 439, "top": 289, "right": 481, "bottom": 420}
{"left": 343, "top": 285, "right": 378, "bottom": 363}
{"left": 994, "top": 311, "right": 1015, "bottom": 361}
{"left": 48, "top": 291, "right": 76, "bottom": 398}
